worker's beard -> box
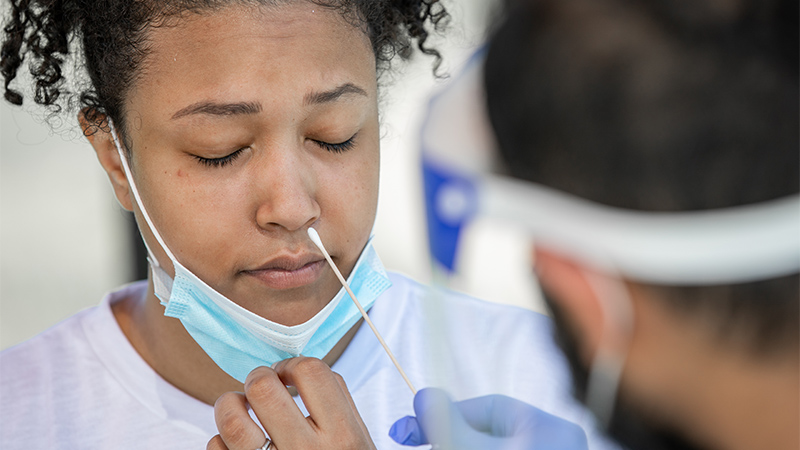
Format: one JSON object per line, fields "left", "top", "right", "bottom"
{"left": 542, "top": 291, "right": 705, "bottom": 450}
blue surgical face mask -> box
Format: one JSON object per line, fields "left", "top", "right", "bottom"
{"left": 109, "top": 123, "right": 391, "bottom": 382}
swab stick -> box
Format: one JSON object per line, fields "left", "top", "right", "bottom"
{"left": 308, "top": 227, "right": 417, "bottom": 394}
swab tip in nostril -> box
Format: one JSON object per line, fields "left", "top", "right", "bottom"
{"left": 307, "top": 227, "right": 324, "bottom": 250}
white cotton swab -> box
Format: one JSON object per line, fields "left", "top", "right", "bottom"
{"left": 308, "top": 228, "right": 417, "bottom": 395}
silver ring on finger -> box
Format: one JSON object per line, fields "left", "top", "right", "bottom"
{"left": 258, "top": 438, "right": 277, "bottom": 450}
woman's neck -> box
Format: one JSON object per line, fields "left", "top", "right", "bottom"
{"left": 111, "top": 278, "right": 360, "bottom": 405}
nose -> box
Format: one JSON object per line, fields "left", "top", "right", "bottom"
{"left": 253, "top": 144, "right": 320, "bottom": 233}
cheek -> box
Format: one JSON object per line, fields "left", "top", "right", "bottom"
{"left": 349, "top": 136, "right": 381, "bottom": 221}
{"left": 351, "top": 149, "right": 380, "bottom": 209}
{"left": 136, "top": 161, "right": 246, "bottom": 264}
{"left": 175, "top": 176, "right": 248, "bottom": 238}
{"left": 319, "top": 141, "right": 380, "bottom": 241}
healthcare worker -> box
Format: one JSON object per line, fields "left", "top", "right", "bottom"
{"left": 392, "top": 0, "right": 799, "bottom": 449}
{"left": 0, "top": 1, "right": 619, "bottom": 449}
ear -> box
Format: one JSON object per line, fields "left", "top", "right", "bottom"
{"left": 79, "top": 110, "right": 134, "bottom": 211}
{"left": 533, "top": 247, "right": 609, "bottom": 366}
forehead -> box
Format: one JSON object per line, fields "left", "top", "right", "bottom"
{"left": 126, "top": 2, "right": 376, "bottom": 121}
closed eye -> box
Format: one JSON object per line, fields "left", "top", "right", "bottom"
{"left": 312, "top": 133, "right": 357, "bottom": 153}
{"left": 195, "top": 147, "right": 247, "bottom": 167}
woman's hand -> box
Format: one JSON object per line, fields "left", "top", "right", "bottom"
{"left": 389, "top": 388, "right": 588, "bottom": 450}
{"left": 207, "top": 357, "right": 376, "bottom": 450}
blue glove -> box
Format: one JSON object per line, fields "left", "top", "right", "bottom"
{"left": 389, "top": 388, "right": 588, "bottom": 449}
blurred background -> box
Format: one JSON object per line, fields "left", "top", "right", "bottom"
{"left": 0, "top": 0, "right": 544, "bottom": 351}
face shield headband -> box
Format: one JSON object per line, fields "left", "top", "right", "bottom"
{"left": 420, "top": 50, "right": 800, "bottom": 428}
{"left": 421, "top": 52, "right": 800, "bottom": 286}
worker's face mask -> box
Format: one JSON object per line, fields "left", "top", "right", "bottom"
{"left": 109, "top": 122, "right": 391, "bottom": 383}
{"left": 544, "top": 291, "right": 704, "bottom": 450}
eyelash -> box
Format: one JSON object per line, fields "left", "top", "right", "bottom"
{"left": 195, "top": 147, "right": 246, "bottom": 168}
{"left": 313, "top": 133, "right": 357, "bottom": 154}
{"left": 194, "top": 133, "right": 357, "bottom": 168}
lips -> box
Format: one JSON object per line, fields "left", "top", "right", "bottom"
{"left": 243, "top": 254, "right": 326, "bottom": 290}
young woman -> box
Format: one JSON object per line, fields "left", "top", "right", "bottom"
{"left": 0, "top": 1, "right": 613, "bottom": 449}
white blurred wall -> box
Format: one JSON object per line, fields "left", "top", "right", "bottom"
{"left": 0, "top": 0, "right": 545, "bottom": 351}
{"left": 0, "top": 103, "right": 131, "bottom": 349}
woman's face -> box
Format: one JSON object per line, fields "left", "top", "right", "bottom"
{"left": 121, "top": 3, "right": 379, "bottom": 325}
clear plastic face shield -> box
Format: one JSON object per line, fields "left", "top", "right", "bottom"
{"left": 420, "top": 52, "right": 800, "bottom": 427}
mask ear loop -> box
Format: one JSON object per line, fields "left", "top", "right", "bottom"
{"left": 108, "top": 120, "right": 177, "bottom": 269}
{"left": 583, "top": 269, "right": 635, "bottom": 430}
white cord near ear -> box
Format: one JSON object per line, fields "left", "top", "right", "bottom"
{"left": 583, "top": 270, "right": 635, "bottom": 429}
{"left": 108, "top": 120, "right": 177, "bottom": 264}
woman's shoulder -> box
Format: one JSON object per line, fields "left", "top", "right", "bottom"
{"left": 0, "top": 300, "right": 106, "bottom": 437}
{"left": 0, "top": 281, "right": 146, "bottom": 366}
{"left": 0, "top": 281, "right": 146, "bottom": 398}
{"left": 0, "top": 281, "right": 213, "bottom": 447}
{"left": 1, "top": 304, "right": 99, "bottom": 367}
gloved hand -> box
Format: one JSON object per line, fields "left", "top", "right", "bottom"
{"left": 389, "top": 388, "right": 588, "bottom": 450}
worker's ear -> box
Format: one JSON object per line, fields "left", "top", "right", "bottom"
{"left": 533, "top": 247, "right": 617, "bottom": 366}
{"left": 79, "top": 110, "right": 133, "bottom": 211}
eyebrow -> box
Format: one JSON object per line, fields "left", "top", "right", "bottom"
{"left": 171, "top": 101, "right": 262, "bottom": 120}
{"left": 304, "top": 83, "right": 368, "bottom": 106}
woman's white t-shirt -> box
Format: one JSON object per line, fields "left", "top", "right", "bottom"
{"left": 0, "top": 272, "right": 617, "bottom": 449}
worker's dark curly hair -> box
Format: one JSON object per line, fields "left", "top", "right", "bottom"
{"left": 1, "top": 0, "right": 448, "bottom": 135}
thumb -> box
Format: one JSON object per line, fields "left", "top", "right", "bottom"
{"left": 413, "top": 388, "right": 505, "bottom": 450}
{"left": 389, "top": 388, "right": 464, "bottom": 447}
{"left": 411, "top": 388, "right": 458, "bottom": 448}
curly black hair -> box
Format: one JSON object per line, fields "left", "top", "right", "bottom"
{"left": 1, "top": 0, "right": 449, "bottom": 135}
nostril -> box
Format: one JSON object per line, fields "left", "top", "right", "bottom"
{"left": 254, "top": 196, "right": 321, "bottom": 233}
{"left": 251, "top": 151, "right": 321, "bottom": 232}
